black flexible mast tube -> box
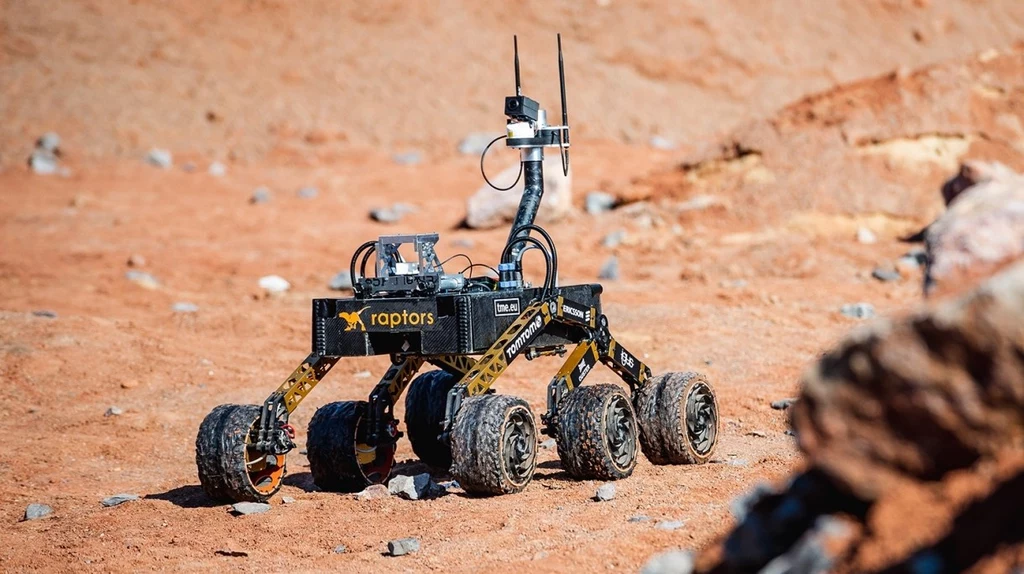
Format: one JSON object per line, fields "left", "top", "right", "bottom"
{"left": 505, "top": 158, "right": 544, "bottom": 259}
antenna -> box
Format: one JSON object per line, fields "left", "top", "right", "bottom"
{"left": 557, "top": 34, "right": 568, "bottom": 140}
{"left": 514, "top": 35, "right": 522, "bottom": 96}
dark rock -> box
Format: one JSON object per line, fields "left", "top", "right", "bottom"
{"left": 250, "top": 187, "right": 271, "bottom": 205}
{"left": 101, "top": 494, "right": 139, "bottom": 507}
{"left": 771, "top": 398, "right": 797, "bottom": 410}
{"left": 230, "top": 502, "right": 271, "bottom": 516}
{"left": 839, "top": 303, "right": 875, "bottom": 319}
{"left": 328, "top": 271, "right": 353, "bottom": 291}
{"left": 387, "top": 537, "right": 420, "bottom": 556}
{"left": 388, "top": 473, "right": 444, "bottom": 500}
{"left": 871, "top": 267, "right": 901, "bottom": 282}
{"left": 586, "top": 191, "right": 617, "bottom": 215}
{"left": 32, "top": 310, "right": 58, "bottom": 318}
{"left": 23, "top": 503, "right": 53, "bottom": 521}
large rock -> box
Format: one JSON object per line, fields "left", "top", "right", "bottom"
{"left": 926, "top": 161, "right": 1024, "bottom": 295}
{"left": 465, "top": 156, "right": 572, "bottom": 229}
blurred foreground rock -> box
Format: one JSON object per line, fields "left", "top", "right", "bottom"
{"left": 465, "top": 155, "right": 572, "bottom": 229}
{"left": 926, "top": 161, "right": 1024, "bottom": 296}
{"left": 696, "top": 260, "right": 1024, "bottom": 573}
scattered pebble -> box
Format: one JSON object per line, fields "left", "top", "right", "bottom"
{"left": 458, "top": 133, "right": 499, "bottom": 155}
{"left": 125, "top": 270, "right": 160, "bottom": 290}
{"left": 214, "top": 550, "right": 248, "bottom": 557}
{"left": 146, "top": 148, "right": 173, "bottom": 169}
{"left": 387, "top": 537, "right": 421, "bottom": 557}
{"left": 785, "top": 429, "right": 797, "bottom": 437}
{"left": 101, "top": 494, "right": 139, "bottom": 507}
{"left": 32, "top": 310, "right": 58, "bottom": 318}
{"left": 641, "top": 550, "right": 694, "bottom": 574}
{"left": 353, "top": 484, "right": 390, "bottom": 501}
{"left": 628, "top": 515, "right": 652, "bottom": 523}
{"left": 258, "top": 275, "right": 291, "bottom": 294}
{"left": 896, "top": 254, "right": 924, "bottom": 274}
{"left": 586, "top": 191, "right": 617, "bottom": 215}
{"left": 746, "top": 430, "right": 768, "bottom": 438}
{"left": 719, "top": 279, "right": 748, "bottom": 289}
{"left": 230, "top": 502, "right": 271, "bottom": 516}
{"left": 333, "top": 545, "right": 347, "bottom": 554}
{"left": 856, "top": 227, "right": 878, "bottom": 244}
{"left": 771, "top": 398, "right": 797, "bottom": 410}
{"left": 539, "top": 438, "right": 556, "bottom": 449}
{"left": 725, "top": 458, "right": 750, "bottom": 467}
{"left": 37, "top": 132, "right": 61, "bottom": 153}
{"left": 328, "top": 271, "right": 353, "bottom": 291}
{"left": 281, "top": 496, "right": 296, "bottom": 504}
{"left": 121, "top": 381, "right": 138, "bottom": 389}
{"left": 297, "top": 186, "right": 319, "bottom": 199}
{"left": 172, "top": 302, "right": 199, "bottom": 313}
{"left": 595, "top": 483, "right": 616, "bottom": 502}
{"left": 598, "top": 256, "right": 620, "bottom": 280}
{"left": 649, "top": 135, "right": 678, "bottom": 150}
{"left": 23, "top": 503, "right": 53, "bottom": 521}
{"left": 29, "top": 150, "right": 59, "bottom": 175}
{"left": 392, "top": 151, "right": 423, "bottom": 165}
{"left": 840, "top": 302, "right": 876, "bottom": 319}
{"left": 451, "top": 238, "right": 475, "bottom": 249}
{"left": 533, "top": 551, "right": 549, "bottom": 561}
{"left": 181, "top": 162, "right": 197, "bottom": 173}
{"left": 655, "top": 519, "right": 685, "bottom": 531}
{"left": 127, "top": 254, "right": 146, "bottom": 267}
{"left": 105, "top": 406, "right": 124, "bottom": 417}
{"left": 370, "top": 203, "right": 417, "bottom": 224}
{"left": 871, "top": 267, "right": 901, "bottom": 282}
{"left": 388, "top": 473, "right": 444, "bottom": 500}
{"left": 208, "top": 161, "right": 226, "bottom": 177}
{"left": 250, "top": 187, "right": 271, "bottom": 205}
{"left": 602, "top": 229, "right": 627, "bottom": 248}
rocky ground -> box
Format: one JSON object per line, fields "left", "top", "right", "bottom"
{"left": 2, "top": 2, "right": 1024, "bottom": 573}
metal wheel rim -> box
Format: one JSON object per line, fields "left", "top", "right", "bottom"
{"left": 502, "top": 408, "right": 535, "bottom": 484}
{"left": 604, "top": 393, "right": 636, "bottom": 470}
{"left": 685, "top": 382, "right": 718, "bottom": 455}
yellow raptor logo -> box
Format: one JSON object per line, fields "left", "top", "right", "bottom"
{"left": 338, "top": 306, "right": 369, "bottom": 332}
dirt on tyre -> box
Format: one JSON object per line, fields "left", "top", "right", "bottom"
{"left": 450, "top": 394, "right": 537, "bottom": 496}
{"left": 634, "top": 372, "right": 719, "bottom": 465}
{"left": 405, "top": 369, "right": 458, "bottom": 469}
{"left": 556, "top": 384, "right": 638, "bottom": 480}
{"left": 307, "top": 401, "right": 396, "bottom": 493}
{"left": 195, "top": 404, "right": 285, "bottom": 503}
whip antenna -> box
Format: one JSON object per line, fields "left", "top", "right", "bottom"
{"left": 514, "top": 35, "right": 522, "bottom": 96}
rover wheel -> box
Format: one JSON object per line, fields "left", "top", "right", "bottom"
{"left": 450, "top": 394, "right": 537, "bottom": 496}
{"left": 307, "top": 401, "right": 396, "bottom": 492}
{"left": 635, "top": 372, "right": 719, "bottom": 465}
{"left": 405, "top": 369, "right": 458, "bottom": 468}
{"left": 556, "top": 384, "right": 638, "bottom": 480}
{"left": 195, "top": 404, "right": 285, "bottom": 503}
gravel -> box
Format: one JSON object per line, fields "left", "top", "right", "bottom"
{"left": 101, "top": 494, "right": 139, "bottom": 507}
{"left": 641, "top": 550, "right": 694, "bottom": 574}
{"left": 146, "top": 148, "right": 173, "bottom": 169}
{"left": 258, "top": 275, "right": 290, "bottom": 294}
{"left": 840, "top": 302, "right": 876, "bottom": 319}
{"left": 250, "top": 187, "right": 271, "bottom": 204}
{"left": 230, "top": 502, "right": 271, "bottom": 516}
{"left": 23, "top": 503, "right": 53, "bottom": 521}
{"left": 871, "top": 267, "right": 901, "bottom": 282}
{"left": 595, "top": 483, "right": 616, "bottom": 502}
{"left": 586, "top": 191, "right": 616, "bottom": 215}
{"left": 328, "top": 270, "right": 353, "bottom": 291}
{"left": 598, "top": 256, "right": 620, "bottom": 280}
{"left": 387, "top": 537, "right": 421, "bottom": 556}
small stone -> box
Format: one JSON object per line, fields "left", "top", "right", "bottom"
{"left": 145, "top": 148, "right": 173, "bottom": 169}
{"left": 328, "top": 271, "right": 353, "bottom": 291}
{"left": 387, "top": 537, "right": 420, "bottom": 556}
{"left": 655, "top": 519, "right": 685, "bottom": 531}
{"left": 250, "top": 187, "right": 271, "bottom": 205}
{"left": 856, "top": 227, "right": 878, "bottom": 244}
{"left": 628, "top": 515, "right": 652, "bottom": 523}
{"left": 451, "top": 238, "right": 475, "bottom": 249}
{"left": 746, "top": 430, "right": 768, "bottom": 438}
{"left": 297, "top": 186, "right": 319, "bottom": 199}
{"left": 458, "top": 132, "right": 500, "bottom": 155}
{"left": 37, "top": 132, "right": 61, "bottom": 153}
{"left": 258, "top": 275, "right": 291, "bottom": 294}
{"left": 125, "top": 270, "right": 160, "bottom": 289}
{"left": 539, "top": 438, "right": 556, "bottom": 449}
{"left": 533, "top": 551, "right": 549, "bottom": 561}
{"left": 101, "top": 494, "right": 139, "bottom": 507}
{"left": 641, "top": 550, "right": 694, "bottom": 574}
{"left": 785, "top": 429, "right": 796, "bottom": 437}
{"left": 29, "top": 150, "right": 59, "bottom": 175}
{"left": 208, "top": 161, "right": 226, "bottom": 177}
{"left": 598, "top": 256, "right": 620, "bottom": 280}
{"left": 120, "top": 381, "right": 138, "bottom": 389}
{"left": 771, "top": 398, "right": 797, "bottom": 410}
{"left": 230, "top": 502, "right": 271, "bottom": 515}
{"left": 595, "top": 483, "right": 616, "bottom": 502}
{"left": 388, "top": 473, "right": 444, "bottom": 500}
{"left": 333, "top": 545, "right": 347, "bottom": 554}
{"left": 896, "top": 254, "right": 924, "bottom": 274}
{"left": 172, "top": 302, "right": 199, "bottom": 313}
{"left": 127, "top": 254, "right": 146, "bottom": 267}
{"left": 649, "top": 135, "right": 678, "bottom": 150}
{"left": 353, "top": 484, "right": 390, "bottom": 501}
{"left": 840, "top": 302, "right": 876, "bottom": 319}
{"left": 32, "top": 310, "right": 57, "bottom": 318}
{"left": 719, "top": 279, "right": 748, "bottom": 289}
{"left": 23, "top": 503, "right": 53, "bottom": 521}
{"left": 393, "top": 151, "right": 422, "bottom": 165}
{"left": 370, "top": 207, "right": 402, "bottom": 224}
{"left": 281, "top": 496, "right": 296, "bottom": 504}
{"left": 586, "top": 191, "right": 617, "bottom": 215}
{"left": 871, "top": 267, "right": 901, "bottom": 282}
{"left": 181, "top": 162, "right": 197, "bottom": 173}
{"left": 725, "top": 458, "right": 749, "bottom": 467}
{"left": 105, "top": 406, "right": 123, "bottom": 417}
{"left": 602, "top": 230, "right": 627, "bottom": 248}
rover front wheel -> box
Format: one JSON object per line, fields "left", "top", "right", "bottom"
{"left": 405, "top": 370, "right": 458, "bottom": 469}
{"left": 195, "top": 404, "right": 285, "bottom": 503}
{"left": 307, "top": 401, "right": 396, "bottom": 492}
{"left": 556, "top": 384, "right": 638, "bottom": 480}
{"left": 635, "top": 372, "right": 719, "bottom": 465}
{"left": 450, "top": 395, "right": 537, "bottom": 496}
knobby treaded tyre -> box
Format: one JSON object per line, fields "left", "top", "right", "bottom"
{"left": 556, "top": 384, "right": 639, "bottom": 480}
{"left": 196, "top": 404, "right": 280, "bottom": 503}
{"left": 405, "top": 369, "right": 458, "bottom": 468}
{"left": 634, "top": 372, "right": 720, "bottom": 465}
{"left": 451, "top": 395, "right": 537, "bottom": 496}
{"left": 307, "top": 401, "right": 394, "bottom": 493}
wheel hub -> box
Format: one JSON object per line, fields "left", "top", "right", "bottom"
{"left": 604, "top": 394, "right": 636, "bottom": 469}
{"left": 502, "top": 409, "right": 535, "bottom": 483}
{"left": 685, "top": 382, "right": 718, "bottom": 455}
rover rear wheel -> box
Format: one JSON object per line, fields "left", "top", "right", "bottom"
{"left": 451, "top": 394, "right": 537, "bottom": 496}
{"left": 307, "top": 401, "right": 396, "bottom": 492}
{"left": 556, "top": 384, "right": 638, "bottom": 480}
{"left": 405, "top": 369, "right": 458, "bottom": 469}
{"left": 195, "top": 404, "right": 285, "bottom": 503}
{"left": 635, "top": 372, "right": 719, "bottom": 465}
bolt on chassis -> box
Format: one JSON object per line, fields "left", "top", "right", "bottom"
{"left": 195, "top": 36, "right": 720, "bottom": 502}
